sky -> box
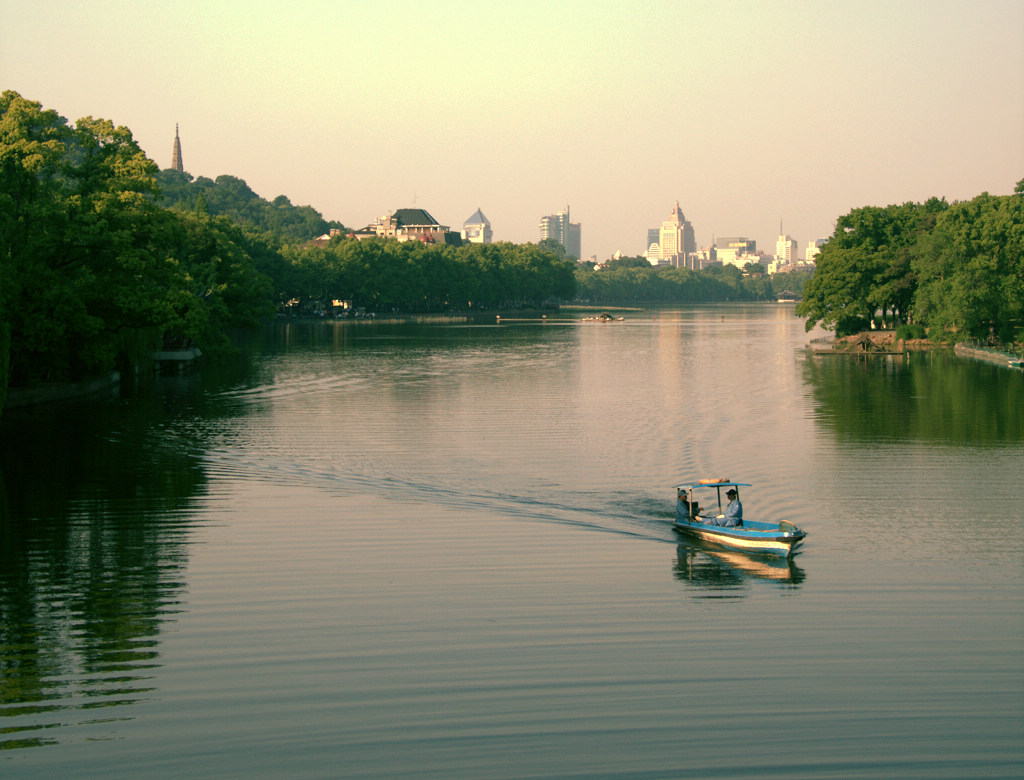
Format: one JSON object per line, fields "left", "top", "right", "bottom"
{"left": 3, "top": 0, "right": 1023, "bottom": 260}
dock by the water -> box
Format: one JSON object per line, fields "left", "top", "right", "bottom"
{"left": 954, "top": 343, "right": 1024, "bottom": 370}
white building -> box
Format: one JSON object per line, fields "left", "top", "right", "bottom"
{"left": 776, "top": 234, "right": 798, "bottom": 265}
{"left": 806, "top": 238, "right": 826, "bottom": 262}
{"left": 462, "top": 208, "right": 492, "bottom": 244}
{"left": 715, "top": 237, "right": 757, "bottom": 269}
{"left": 645, "top": 201, "right": 696, "bottom": 267}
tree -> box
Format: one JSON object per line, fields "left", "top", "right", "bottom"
{"left": 0, "top": 91, "right": 72, "bottom": 396}
{"left": 606, "top": 256, "right": 651, "bottom": 269}
{"left": 913, "top": 192, "right": 1024, "bottom": 342}
{"left": 796, "top": 201, "right": 944, "bottom": 334}
{"left": 154, "top": 169, "right": 344, "bottom": 243}
{"left": 162, "top": 212, "right": 273, "bottom": 350}
{"left": 2, "top": 96, "right": 181, "bottom": 386}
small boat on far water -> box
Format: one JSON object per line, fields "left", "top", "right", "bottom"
{"left": 673, "top": 479, "right": 807, "bottom": 558}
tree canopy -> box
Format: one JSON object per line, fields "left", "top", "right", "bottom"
{"left": 279, "top": 239, "right": 577, "bottom": 313}
{"left": 154, "top": 170, "right": 344, "bottom": 243}
{"left": 0, "top": 91, "right": 271, "bottom": 397}
{"left": 796, "top": 190, "right": 1023, "bottom": 343}
{"left": 573, "top": 260, "right": 785, "bottom": 304}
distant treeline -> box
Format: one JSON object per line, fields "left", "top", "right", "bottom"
{"left": 574, "top": 258, "right": 813, "bottom": 304}
{"left": 154, "top": 169, "right": 346, "bottom": 243}
{"left": 279, "top": 238, "right": 576, "bottom": 313}
{"left": 796, "top": 185, "right": 1024, "bottom": 343}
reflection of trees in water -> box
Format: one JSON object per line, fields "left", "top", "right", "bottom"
{"left": 673, "top": 541, "right": 805, "bottom": 598}
{"left": 0, "top": 395, "right": 210, "bottom": 749}
{"left": 802, "top": 350, "right": 1024, "bottom": 444}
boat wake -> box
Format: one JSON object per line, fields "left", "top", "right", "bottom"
{"left": 197, "top": 446, "right": 675, "bottom": 544}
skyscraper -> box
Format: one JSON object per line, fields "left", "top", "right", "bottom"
{"left": 171, "top": 124, "right": 183, "bottom": 172}
{"left": 539, "top": 205, "right": 581, "bottom": 259}
{"left": 776, "top": 233, "right": 798, "bottom": 265}
{"left": 646, "top": 201, "right": 696, "bottom": 267}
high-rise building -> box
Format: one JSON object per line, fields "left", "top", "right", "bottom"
{"left": 539, "top": 205, "right": 581, "bottom": 259}
{"left": 659, "top": 201, "right": 695, "bottom": 261}
{"left": 462, "top": 208, "right": 493, "bottom": 244}
{"left": 566, "top": 222, "right": 581, "bottom": 260}
{"left": 776, "top": 233, "right": 798, "bottom": 265}
{"left": 171, "top": 124, "right": 183, "bottom": 172}
{"left": 715, "top": 237, "right": 757, "bottom": 268}
{"left": 647, "top": 228, "right": 660, "bottom": 251}
{"left": 646, "top": 202, "right": 696, "bottom": 267}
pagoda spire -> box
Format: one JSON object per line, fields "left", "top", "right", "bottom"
{"left": 171, "top": 123, "right": 183, "bottom": 172}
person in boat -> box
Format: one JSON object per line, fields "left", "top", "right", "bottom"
{"left": 676, "top": 492, "right": 700, "bottom": 520}
{"left": 702, "top": 488, "right": 742, "bottom": 527}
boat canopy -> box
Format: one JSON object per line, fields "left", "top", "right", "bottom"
{"left": 675, "top": 481, "right": 752, "bottom": 491}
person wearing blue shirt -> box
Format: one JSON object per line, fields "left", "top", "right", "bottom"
{"left": 703, "top": 488, "right": 742, "bottom": 527}
{"left": 676, "top": 491, "right": 700, "bottom": 520}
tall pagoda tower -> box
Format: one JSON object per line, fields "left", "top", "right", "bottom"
{"left": 171, "top": 124, "right": 183, "bottom": 172}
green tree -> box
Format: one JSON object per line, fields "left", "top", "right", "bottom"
{"left": 913, "top": 192, "right": 1024, "bottom": 342}
{"left": 163, "top": 212, "right": 273, "bottom": 350}
{"left": 796, "top": 201, "right": 943, "bottom": 334}
{"left": 0, "top": 91, "right": 72, "bottom": 398}
{"left": 1, "top": 96, "right": 183, "bottom": 387}
{"left": 154, "top": 169, "right": 343, "bottom": 243}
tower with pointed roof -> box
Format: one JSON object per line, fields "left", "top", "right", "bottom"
{"left": 649, "top": 200, "right": 696, "bottom": 268}
{"left": 171, "top": 124, "right": 183, "bottom": 172}
{"left": 462, "top": 208, "right": 492, "bottom": 244}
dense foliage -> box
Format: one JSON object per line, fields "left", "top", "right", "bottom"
{"left": 797, "top": 188, "right": 1024, "bottom": 342}
{"left": 279, "top": 238, "right": 577, "bottom": 313}
{"left": 0, "top": 91, "right": 272, "bottom": 396}
{"left": 154, "top": 170, "right": 345, "bottom": 243}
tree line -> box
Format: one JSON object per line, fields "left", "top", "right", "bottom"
{"left": 279, "top": 238, "right": 576, "bottom": 313}
{"left": 154, "top": 169, "right": 346, "bottom": 243}
{"left": 796, "top": 185, "right": 1024, "bottom": 343}
{"left": 0, "top": 92, "right": 577, "bottom": 407}
{"left": 574, "top": 257, "right": 813, "bottom": 304}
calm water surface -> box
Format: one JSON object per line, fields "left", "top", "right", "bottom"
{"left": 2, "top": 305, "right": 1022, "bottom": 778}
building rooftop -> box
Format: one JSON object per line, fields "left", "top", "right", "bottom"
{"left": 392, "top": 208, "right": 440, "bottom": 227}
{"left": 464, "top": 208, "right": 490, "bottom": 226}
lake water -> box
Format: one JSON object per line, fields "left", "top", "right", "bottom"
{"left": 2, "top": 304, "right": 1022, "bottom": 778}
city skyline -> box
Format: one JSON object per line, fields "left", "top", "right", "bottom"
{"left": 3, "top": 1, "right": 1021, "bottom": 260}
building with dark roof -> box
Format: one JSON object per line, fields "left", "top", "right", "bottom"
{"left": 360, "top": 208, "right": 462, "bottom": 245}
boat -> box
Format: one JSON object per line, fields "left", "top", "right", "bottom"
{"left": 672, "top": 479, "right": 806, "bottom": 558}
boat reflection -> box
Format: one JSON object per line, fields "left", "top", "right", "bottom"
{"left": 672, "top": 539, "right": 805, "bottom": 597}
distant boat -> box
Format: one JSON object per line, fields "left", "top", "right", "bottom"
{"left": 583, "top": 312, "right": 623, "bottom": 322}
{"left": 673, "top": 480, "right": 807, "bottom": 558}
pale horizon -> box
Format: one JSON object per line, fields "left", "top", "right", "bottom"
{"left": 3, "top": 0, "right": 1022, "bottom": 259}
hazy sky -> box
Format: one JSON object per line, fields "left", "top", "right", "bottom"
{"left": 3, "top": 0, "right": 1023, "bottom": 259}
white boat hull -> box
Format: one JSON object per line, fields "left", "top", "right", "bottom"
{"left": 673, "top": 520, "right": 805, "bottom": 557}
